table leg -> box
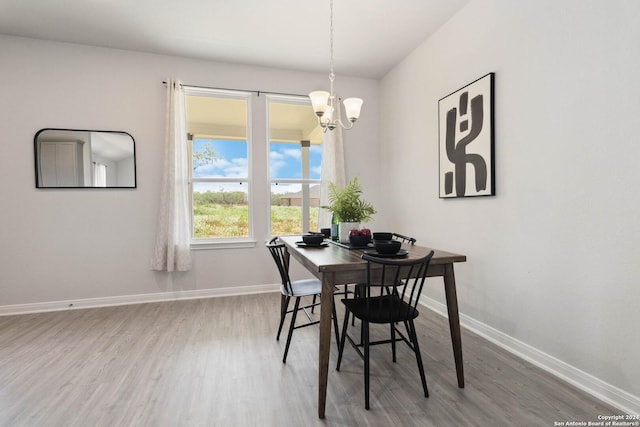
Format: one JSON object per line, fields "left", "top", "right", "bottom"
{"left": 317, "top": 272, "right": 334, "bottom": 419}
{"left": 443, "top": 263, "right": 465, "bottom": 388}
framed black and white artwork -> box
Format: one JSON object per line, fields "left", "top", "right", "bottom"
{"left": 438, "top": 72, "right": 495, "bottom": 198}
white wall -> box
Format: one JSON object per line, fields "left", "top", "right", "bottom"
{"left": 0, "top": 35, "right": 380, "bottom": 307}
{"left": 380, "top": 0, "right": 640, "bottom": 410}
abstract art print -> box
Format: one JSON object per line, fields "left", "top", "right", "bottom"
{"left": 438, "top": 72, "right": 495, "bottom": 198}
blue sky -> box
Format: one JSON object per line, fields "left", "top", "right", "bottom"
{"left": 192, "top": 139, "right": 248, "bottom": 178}
{"left": 193, "top": 139, "right": 321, "bottom": 182}
{"left": 269, "top": 142, "right": 321, "bottom": 179}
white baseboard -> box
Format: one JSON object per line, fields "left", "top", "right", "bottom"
{"left": 420, "top": 296, "right": 640, "bottom": 416}
{"left": 0, "top": 283, "right": 280, "bottom": 316}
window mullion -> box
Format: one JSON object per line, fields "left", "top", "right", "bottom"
{"left": 301, "top": 140, "right": 310, "bottom": 234}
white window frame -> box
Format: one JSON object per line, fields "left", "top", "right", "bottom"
{"left": 267, "top": 94, "right": 321, "bottom": 237}
{"left": 185, "top": 87, "right": 255, "bottom": 249}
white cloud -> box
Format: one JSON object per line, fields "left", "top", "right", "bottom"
{"left": 282, "top": 148, "right": 301, "bottom": 159}
{"left": 269, "top": 150, "right": 288, "bottom": 176}
{"left": 223, "top": 158, "right": 248, "bottom": 177}
{"left": 271, "top": 183, "right": 301, "bottom": 195}
{"left": 194, "top": 157, "right": 248, "bottom": 178}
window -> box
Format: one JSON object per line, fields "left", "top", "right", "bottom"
{"left": 184, "top": 89, "right": 322, "bottom": 246}
{"left": 185, "top": 89, "right": 252, "bottom": 243}
{"left": 268, "top": 95, "right": 323, "bottom": 236}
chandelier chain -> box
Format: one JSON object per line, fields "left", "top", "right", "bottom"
{"left": 329, "top": 0, "right": 334, "bottom": 80}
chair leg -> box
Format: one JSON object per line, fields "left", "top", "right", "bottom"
{"left": 331, "top": 297, "right": 340, "bottom": 347}
{"left": 390, "top": 323, "right": 397, "bottom": 363}
{"left": 283, "top": 297, "right": 301, "bottom": 363}
{"left": 336, "top": 308, "right": 350, "bottom": 371}
{"left": 351, "top": 284, "right": 363, "bottom": 326}
{"left": 363, "top": 319, "right": 370, "bottom": 410}
{"left": 311, "top": 294, "right": 317, "bottom": 314}
{"left": 408, "top": 319, "right": 429, "bottom": 398}
{"left": 404, "top": 320, "right": 412, "bottom": 343}
{"left": 276, "top": 296, "right": 290, "bottom": 341}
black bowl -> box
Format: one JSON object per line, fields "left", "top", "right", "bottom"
{"left": 302, "top": 234, "right": 324, "bottom": 245}
{"left": 373, "top": 239, "right": 401, "bottom": 254}
{"left": 349, "top": 234, "right": 371, "bottom": 247}
{"left": 372, "top": 232, "right": 393, "bottom": 241}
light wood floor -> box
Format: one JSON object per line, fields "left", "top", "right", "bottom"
{"left": 0, "top": 293, "right": 619, "bottom": 426}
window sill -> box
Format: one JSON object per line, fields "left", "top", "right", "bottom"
{"left": 190, "top": 239, "right": 258, "bottom": 250}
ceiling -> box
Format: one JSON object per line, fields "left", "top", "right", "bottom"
{"left": 0, "top": 0, "right": 470, "bottom": 79}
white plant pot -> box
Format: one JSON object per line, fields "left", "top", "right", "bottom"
{"left": 339, "top": 222, "right": 360, "bottom": 243}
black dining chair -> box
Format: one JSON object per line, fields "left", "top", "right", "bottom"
{"left": 267, "top": 237, "right": 340, "bottom": 363}
{"left": 336, "top": 250, "right": 435, "bottom": 409}
{"left": 392, "top": 232, "right": 417, "bottom": 245}
{"left": 350, "top": 232, "right": 416, "bottom": 313}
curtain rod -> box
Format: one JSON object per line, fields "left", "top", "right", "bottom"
{"left": 161, "top": 81, "right": 306, "bottom": 98}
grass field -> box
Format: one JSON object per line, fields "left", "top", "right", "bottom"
{"left": 193, "top": 204, "right": 318, "bottom": 238}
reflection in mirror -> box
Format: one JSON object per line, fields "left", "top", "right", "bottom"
{"left": 34, "top": 128, "right": 136, "bottom": 188}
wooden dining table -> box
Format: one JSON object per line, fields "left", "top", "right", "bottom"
{"left": 279, "top": 235, "right": 467, "bottom": 419}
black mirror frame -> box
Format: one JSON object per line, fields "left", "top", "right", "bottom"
{"left": 34, "top": 128, "right": 137, "bottom": 189}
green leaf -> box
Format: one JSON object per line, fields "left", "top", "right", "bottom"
{"left": 321, "top": 177, "right": 376, "bottom": 223}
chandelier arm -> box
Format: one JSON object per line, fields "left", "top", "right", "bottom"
{"left": 335, "top": 119, "right": 354, "bottom": 130}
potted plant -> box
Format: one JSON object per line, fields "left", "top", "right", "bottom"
{"left": 324, "top": 177, "right": 376, "bottom": 243}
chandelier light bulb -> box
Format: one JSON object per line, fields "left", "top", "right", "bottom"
{"left": 343, "top": 98, "right": 363, "bottom": 122}
{"left": 309, "top": 91, "right": 330, "bottom": 117}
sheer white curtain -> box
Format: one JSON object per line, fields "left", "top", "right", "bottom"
{"left": 318, "top": 101, "right": 346, "bottom": 228}
{"left": 151, "top": 79, "right": 193, "bottom": 272}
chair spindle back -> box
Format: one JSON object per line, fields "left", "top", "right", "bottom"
{"left": 267, "top": 238, "right": 293, "bottom": 295}
{"left": 362, "top": 251, "right": 435, "bottom": 319}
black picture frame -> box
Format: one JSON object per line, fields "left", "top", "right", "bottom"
{"left": 438, "top": 72, "right": 495, "bottom": 198}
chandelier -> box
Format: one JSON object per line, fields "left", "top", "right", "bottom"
{"left": 309, "top": 0, "right": 363, "bottom": 131}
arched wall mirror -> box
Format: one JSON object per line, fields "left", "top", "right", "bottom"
{"left": 34, "top": 128, "right": 137, "bottom": 188}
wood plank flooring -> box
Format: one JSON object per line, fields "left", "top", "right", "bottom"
{"left": 0, "top": 293, "right": 619, "bottom": 426}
